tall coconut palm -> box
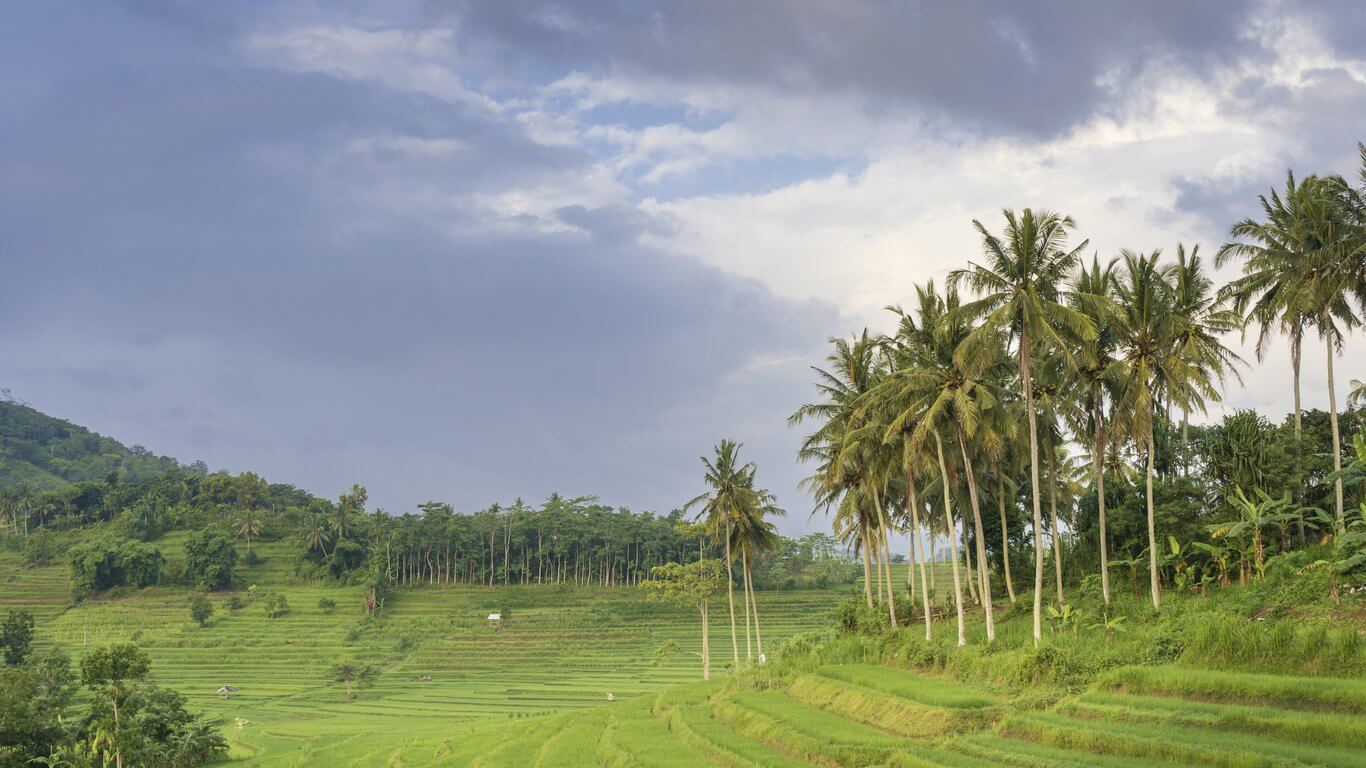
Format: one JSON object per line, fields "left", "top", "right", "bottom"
{"left": 1110, "top": 250, "right": 1217, "bottom": 610}
{"left": 1222, "top": 173, "right": 1361, "bottom": 530}
{"left": 949, "top": 209, "right": 1093, "bottom": 644}
{"left": 790, "top": 332, "right": 888, "bottom": 613}
{"left": 874, "top": 307, "right": 940, "bottom": 639}
{"left": 878, "top": 283, "right": 979, "bottom": 644}
{"left": 1069, "top": 255, "right": 1120, "bottom": 603}
{"left": 1298, "top": 181, "right": 1362, "bottom": 530}
{"left": 1220, "top": 174, "right": 1326, "bottom": 532}
{"left": 1168, "top": 244, "right": 1245, "bottom": 469}
{"left": 733, "top": 487, "right": 783, "bottom": 660}
{"left": 684, "top": 439, "right": 759, "bottom": 666}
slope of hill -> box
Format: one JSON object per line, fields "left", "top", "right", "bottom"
{"left": 0, "top": 399, "right": 186, "bottom": 490}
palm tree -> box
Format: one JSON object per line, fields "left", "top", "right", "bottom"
{"left": 733, "top": 487, "right": 783, "bottom": 660}
{"left": 1296, "top": 177, "right": 1362, "bottom": 531}
{"left": 684, "top": 439, "right": 760, "bottom": 666}
{"left": 790, "top": 332, "right": 890, "bottom": 615}
{"left": 949, "top": 209, "right": 1092, "bottom": 644}
{"left": 887, "top": 285, "right": 1005, "bottom": 641}
{"left": 1222, "top": 173, "right": 1361, "bottom": 531}
{"left": 233, "top": 507, "right": 262, "bottom": 556}
{"left": 1069, "top": 255, "right": 1120, "bottom": 603}
{"left": 1110, "top": 250, "right": 1218, "bottom": 610}
{"left": 1220, "top": 173, "right": 1327, "bottom": 534}
{"left": 877, "top": 284, "right": 976, "bottom": 644}
{"left": 1168, "top": 244, "right": 1245, "bottom": 468}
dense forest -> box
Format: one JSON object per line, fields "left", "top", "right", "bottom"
{"left": 0, "top": 398, "right": 192, "bottom": 491}
{"left": 0, "top": 407, "right": 853, "bottom": 609}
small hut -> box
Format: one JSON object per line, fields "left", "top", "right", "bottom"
{"left": 419, "top": 674, "right": 432, "bottom": 682}
{"left": 217, "top": 685, "right": 238, "bottom": 699}
{"left": 487, "top": 613, "right": 502, "bottom": 626}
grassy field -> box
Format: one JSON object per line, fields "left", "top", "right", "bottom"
{"left": 0, "top": 537, "right": 858, "bottom": 765}
{"left": 6, "top": 538, "right": 1363, "bottom": 767}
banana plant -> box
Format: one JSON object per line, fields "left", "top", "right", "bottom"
{"left": 1210, "top": 488, "right": 1300, "bottom": 578}
{"left": 1045, "top": 603, "right": 1085, "bottom": 636}
{"left": 1190, "top": 539, "right": 1232, "bottom": 588}
{"left": 1086, "top": 609, "right": 1128, "bottom": 641}
{"left": 1163, "top": 536, "right": 1192, "bottom": 592}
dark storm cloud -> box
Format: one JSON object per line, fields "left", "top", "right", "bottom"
{"left": 447, "top": 0, "right": 1259, "bottom": 135}
{"left": 0, "top": 2, "right": 838, "bottom": 520}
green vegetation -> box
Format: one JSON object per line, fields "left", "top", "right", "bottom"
{"left": 3, "top": 150, "right": 1366, "bottom": 766}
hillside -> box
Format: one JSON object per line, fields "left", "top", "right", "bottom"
{"left": 0, "top": 399, "right": 187, "bottom": 490}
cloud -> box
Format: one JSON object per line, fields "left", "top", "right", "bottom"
{"left": 1, "top": 0, "right": 1362, "bottom": 534}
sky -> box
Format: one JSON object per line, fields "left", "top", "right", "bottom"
{"left": 2, "top": 1, "right": 1364, "bottom": 535}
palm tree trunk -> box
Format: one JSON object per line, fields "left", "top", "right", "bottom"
{"left": 961, "top": 519, "right": 980, "bottom": 605}
{"left": 906, "top": 468, "right": 933, "bottom": 641}
{"left": 997, "top": 472, "right": 1016, "bottom": 603}
{"left": 746, "top": 557, "right": 763, "bottom": 659}
{"left": 1095, "top": 404, "right": 1111, "bottom": 605}
{"left": 873, "top": 532, "right": 885, "bottom": 605}
{"left": 741, "top": 546, "right": 753, "bottom": 661}
{"left": 1293, "top": 331, "right": 1306, "bottom": 544}
{"left": 957, "top": 427, "right": 995, "bottom": 641}
{"left": 1020, "top": 335, "right": 1045, "bottom": 645}
{"left": 1146, "top": 426, "right": 1161, "bottom": 611}
{"left": 724, "top": 523, "right": 739, "bottom": 664}
{"left": 860, "top": 519, "right": 874, "bottom": 609}
{"left": 700, "top": 601, "right": 710, "bottom": 681}
{"left": 1048, "top": 447, "right": 1065, "bottom": 607}
{"left": 872, "top": 484, "right": 899, "bottom": 628}
{"left": 934, "top": 432, "right": 967, "bottom": 646}
{"left": 1326, "top": 336, "right": 1345, "bottom": 530}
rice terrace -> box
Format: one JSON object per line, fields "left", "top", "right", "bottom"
{"left": 3, "top": 3, "right": 1366, "bottom": 768}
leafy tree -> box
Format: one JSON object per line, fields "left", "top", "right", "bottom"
{"left": 79, "top": 643, "right": 151, "bottom": 768}
{"left": 183, "top": 530, "right": 237, "bottom": 590}
{"left": 328, "top": 660, "right": 376, "bottom": 699}
{"left": 0, "top": 608, "right": 34, "bottom": 666}
{"left": 68, "top": 538, "right": 164, "bottom": 597}
{"left": 640, "top": 559, "right": 725, "bottom": 680}
{"left": 188, "top": 594, "right": 214, "bottom": 627}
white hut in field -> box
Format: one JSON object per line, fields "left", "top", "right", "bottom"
{"left": 217, "top": 685, "right": 238, "bottom": 699}
{"left": 487, "top": 613, "right": 502, "bottom": 625}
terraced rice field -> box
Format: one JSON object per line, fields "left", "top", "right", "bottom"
{"left": 0, "top": 539, "right": 849, "bottom": 765}
{"left": 431, "top": 662, "right": 1366, "bottom": 768}
{"left": 8, "top": 541, "right": 1361, "bottom": 766}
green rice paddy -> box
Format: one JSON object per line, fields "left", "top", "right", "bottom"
{"left": 4, "top": 541, "right": 1364, "bottom": 766}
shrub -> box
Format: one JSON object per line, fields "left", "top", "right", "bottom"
{"left": 189, "top": 594, "right": 214, "bottom": 627}
{"left": 184, "top": 530, "right": 238, "bottom": 590}
{"left": 264, "top": 593, "right": 290, "bottom": 618}
{"left": 68, "top": 537, "right": 164, "bottom": 597}
{"left": 317, "top": 597, "right": 337, "bottom": 613}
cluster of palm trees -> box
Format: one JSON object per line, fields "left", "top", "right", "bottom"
{"left": 685, "top": 439, "right": 784, "bottom": 665}
{"left": 787, "top": 145, "right": 1365, "bottom": 647}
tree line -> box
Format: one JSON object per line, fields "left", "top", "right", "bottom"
{"left": 780, "top": 145, "right": 1366, "bottom": 648}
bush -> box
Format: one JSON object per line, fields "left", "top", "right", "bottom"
{"left": 227, "top": 595, "right": 244, "bottom": 611}
{"left": 68, "top": 537, "right": 164, "bottom": 597}
{"left": 317, "top": 597, "right": 337, "bottom": 613}
{"left": 264, "top": 593, "right": 290, "bottom": 618}
{"left": 189, "top": 594, "right": 214, "bottom": 627}
{"left": 184, "top": 530, "right": 238, "bottom": 590}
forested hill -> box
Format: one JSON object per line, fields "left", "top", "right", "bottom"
{"left": 0, "top": 399, "right": 190, "bottom": 490}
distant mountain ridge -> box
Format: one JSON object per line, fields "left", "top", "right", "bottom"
{"left": 0, "top": 398, "right": 191, "bottom": 490}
